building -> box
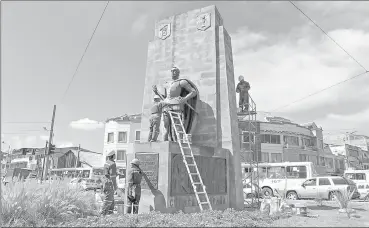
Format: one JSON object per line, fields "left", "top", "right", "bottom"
{"left": 102, "top": 113, "right": 369, "bottom": 174}
{"left": 1, "top": 146, "right": 103, "bottom": 175}
{"left": 102, "top": 114, "right": 141, "bottom": 169}
{"left": 238, "top": 116, "right": 334, "bottom": 173}
{"left": 324, "top": 133, "right": 369, "bottom": 151}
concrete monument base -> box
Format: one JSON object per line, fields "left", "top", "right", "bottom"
{"left": 126, "top": 141, "right": 233, "bottom": 213}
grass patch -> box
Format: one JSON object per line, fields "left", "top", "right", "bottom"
{"left": 2, "top": 179, "right": 287, "bottom": 227}
{"left": 1, "top": 179, "right": 97, "bottom": 227}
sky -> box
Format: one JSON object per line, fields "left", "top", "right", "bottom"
{"left": 1, "top": 1, "right": 369, "bottom": 152}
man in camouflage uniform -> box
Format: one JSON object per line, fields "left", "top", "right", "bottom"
{"left": 100, "top": 150, "right": 117, "bottom": 216}
{"left": 125, "top": 158, "right": 143, "bottom": 214}
{"left": 236, "top": 75, "right": 251, "bottom": 112}
{"left": 148, "top": 95, "right": 166, "bottom": 142}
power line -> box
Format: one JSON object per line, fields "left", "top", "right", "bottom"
{"left": 289, "top": 1, "right": 367, "bottom": 72}
{"left": 270, "top": 71, "right": 369, "bottom": 112}
{"left": 60, "top": 1, "right": 110, "bottom": 103}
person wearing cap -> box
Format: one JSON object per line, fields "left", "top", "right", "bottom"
{"left": 148, "top": 94, "right": 167, "bottom": 142}
{"left": 125, "top": 158, "right": 143, "bottom": 214}
{"left": 152, "top": 66, "right": 198, "bottom": 141}
{"left": 236, "top": 75, "right": 251, "bottom": 112}
{"left": 100, "top": 150, "right": 117, "bottom": 216}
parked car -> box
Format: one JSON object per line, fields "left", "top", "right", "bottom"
{"left": 285, "top": 176, "right": 360, "bottom": 200}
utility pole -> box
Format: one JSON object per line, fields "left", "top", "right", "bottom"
{"left": 75, "top": 144, "right": 81, "bottom": 168}
{"left": 40, "top": 141, "right": 48, "bottom": 181}
{"left": 42, "top": 105, "right": 56, "bottom": 181}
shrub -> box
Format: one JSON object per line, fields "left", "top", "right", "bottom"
{"left": 1, "top": 178, "right": 97, "bottom": 227}
{"left": 60, "top": 209, "right": 287, "bottom": 227}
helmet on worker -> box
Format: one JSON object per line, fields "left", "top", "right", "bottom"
{"left": 238, "top": 75, "right": 244, "bottom": 81}
{"left": 171, "top": 66, "right": 180, "bottom": 74}
{"left": 130, "top": 158, "right": 140, "bottom": 166}
{"left": 153, "top": 95, "right": 160, "bottom": 101}
{"left": 106, "top": 150, "right": 115, "bottom": 158}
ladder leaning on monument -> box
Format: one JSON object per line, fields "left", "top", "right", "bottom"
{"left": 168, "top": 111, "right": 213, "bottom": 211}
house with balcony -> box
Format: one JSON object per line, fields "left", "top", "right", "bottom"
{"left": 103, "top": 114, "right": 141, "bottom": 170}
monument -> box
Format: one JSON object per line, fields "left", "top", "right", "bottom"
{"left": 126, "top": 5, "right": 244, "bottom": 213}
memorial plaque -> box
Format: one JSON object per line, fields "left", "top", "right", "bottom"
{"left": 135, "top": 152, "right": 159, "bottom": 190}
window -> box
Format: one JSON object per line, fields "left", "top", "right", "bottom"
{"left": 261, "top": 153, "right": 269, "bottom": 162}
{"left": 299, "top": 154, "right": 307, "bottom": 162}
{"left": 267, "top": 166, "right": 286, "bottom": 179}
{"left": 358, "top": 184, "right": 365, "bottom": 189}
{"left": 319, "top": 178, "right": 331, "bottom": 186}
{"left": 326, "top": 158, "right": 333, "bottom": 169}
{"left": 318, "top": 139, "right": 324, "bottom": 149}
{"left": 271, "top": 153, "right": 282, "bottom": 163}
{"left": 331, "top": 178, "right": 348, "bottom": 185}
{"left": 283, "top": 135, "right": 299, "bottom": 146}
{"left": 242, "top": 131, "right": 255, "bottom": 143}
{"left": 319, "top": 156, "right": 326, "bottom": 166}
{"left": 135, "top": 131, "right": 141, "bottom": 141}
{"left": 286, "top": 166, "right": 307, "bottom": 179}
{"left": 116, "top": 150, "right": 126, "bottom": 161}
{"left": 261, "top": 134, "right": 281, "bottom": 144}
{"left": 107, "top": 133, "right": 114, "bottom": 143}
{"left": 302, "top": 138, "right": 314, "bottom": 147}
{"left": 303, "top": 178, "right": 316, "bottom": 186}
{"left": 118, "top": 132, "right": 127, "bottom": 143}
{"left": 345, "top": 173, "right": 366, "bottom": 180}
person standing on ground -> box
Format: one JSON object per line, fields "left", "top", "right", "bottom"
{"left": 100, "top": 151, "right": 117, "bottom": 216}
{"left": 148, "top": 95, "right": 167, "bottom": 142}
{"left": 236, "top": 75, "right": 251, "bottom": 112}
{"left": 125, "top": 158, "right": 143, "bottom": 214}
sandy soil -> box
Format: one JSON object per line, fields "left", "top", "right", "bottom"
{"left": 272, "top": 200, "right": 369, "bottom": 227}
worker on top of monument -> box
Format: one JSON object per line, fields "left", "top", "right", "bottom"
{"left": 236, "top": 75, "right": 251, "bottom": 113}
{"left": 148, "top": 95, "right": 167, "bottom": 142}
{"left": 152, "top": 66, "right": 199, "bottom": 142}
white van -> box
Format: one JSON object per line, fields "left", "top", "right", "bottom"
{"left": 344, "top": 169, "right": 369, "bottom": 199}
{"left": 242, "top": 162, "right": 318, "bottom": 197}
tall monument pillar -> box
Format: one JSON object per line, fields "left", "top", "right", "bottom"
{"left": 128, "top": 5, "right": 244, "bottom": 212}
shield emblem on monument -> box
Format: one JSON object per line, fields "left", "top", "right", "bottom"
{"left": 158, "top": 23, "right": 171, "bottom": 40}
{"left": 196, "top": 13, "right": 211, "bottom": 31}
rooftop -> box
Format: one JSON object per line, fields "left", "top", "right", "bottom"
{"left": 105, "top": 113, "right": 141, "bottom": 123}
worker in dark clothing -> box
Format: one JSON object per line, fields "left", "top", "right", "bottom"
{"left": 236, "top": 75, "right": 251, "bottom": 112}
{"left": 125, "top": 158, "right": 143, "bottom": 214}
{"left": 100, "top": 150, "right": 117, "bottom": 216}
{"left": 148, "top": 95, "right": 167, "bottom": 142}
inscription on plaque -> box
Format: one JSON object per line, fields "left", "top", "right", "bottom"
{"left": 135, "top": 152, "right": 159, "bottom": 190}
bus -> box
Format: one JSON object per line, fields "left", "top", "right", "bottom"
{"left": 49, "top": 168, "right": 93, "bottom": 180}
{"left": 242, "top": 162, "right": 319, "bottom": 197}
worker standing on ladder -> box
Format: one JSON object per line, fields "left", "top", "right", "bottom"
{"left": 125, "top": 158, "right": 143, "bottom": 214}
{"left": 152, "top": 66, "right": 198, "bottom": 142}
{"left": 148, "top": 95, "right": 167, "bottom": 142}
{"left": 100, "top": 150, "right": 117, "bottom": 215}
{"left": 236, "top": 75, "right": 251, "bottom": 113}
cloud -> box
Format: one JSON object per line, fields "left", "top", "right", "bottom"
{"left": 131, "top": 14, "right": 149, "bottom": 36}
{"left": 231, "top": 26, "right": 369, "bottom": 116}
{"left": 69, "top": 118, "right": 104, "bottom": 130}
{"left": 326, "top": 108, "right": 369, "bottom": 123}
{"left": 40, "top": 135, "right": 49, "bottom": 141}
{"left": 57, "top": 142, "right": 74, "bottom": 148}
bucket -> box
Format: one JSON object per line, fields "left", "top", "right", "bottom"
{"left": 116, "top": 204, "right": 124, "bottom": 214}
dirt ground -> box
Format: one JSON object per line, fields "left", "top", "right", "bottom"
{"left": 272, "top": 200, "right": 369, "bottom": 227}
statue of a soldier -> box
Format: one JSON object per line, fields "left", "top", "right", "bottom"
{"left": 152, "top": 66, "right": 199, "bottom": 142}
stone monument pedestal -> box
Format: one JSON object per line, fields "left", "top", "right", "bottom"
{"left": 126, "top": 141, "right": 232, "bottom": 213}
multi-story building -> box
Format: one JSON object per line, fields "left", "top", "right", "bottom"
{"left": 238, "top": 116, "right": 342, "bottom": 174}
{"left": 324, "top": 133, "right": 369, "bottom": 151}
{"left": 102, "top": 114, "right": 141, "bottom": 170}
